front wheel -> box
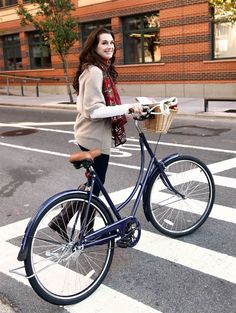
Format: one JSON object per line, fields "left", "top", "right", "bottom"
{"left": 24, "top": 192, "right": 114, "bottom": 305}
{"left": 146, "top": 155, "right": 215, "bottom": 237}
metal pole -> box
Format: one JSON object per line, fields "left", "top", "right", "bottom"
{"left": 36, "top": 82, "right": 39, "bottom": 97}
{"left": 21, "top": 83, "right": 24, "bottom": 96}
{"left": 7, "top": 78, "right": 10, "bottom": 95}
{"left": 204, "top": 99, "right": 208, "bottom": 112}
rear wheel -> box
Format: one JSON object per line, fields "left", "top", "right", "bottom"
{"left": 24, "top": 192, "right": 114, "bottom": 305}
{"left": 146, "top": 155, "right": 215, "bottom": 237}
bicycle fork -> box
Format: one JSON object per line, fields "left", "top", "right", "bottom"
{"left": 159, "top": 167, "right": 186, "bottom": 199}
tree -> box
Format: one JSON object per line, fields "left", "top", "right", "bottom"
{"left": 17, "top": 0, "right": 79, "bottom": 103}
{"left": 209, "top": 0, "right": 236, "bottom": 23}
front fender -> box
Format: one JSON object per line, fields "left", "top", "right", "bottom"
{"left": 161, "top": 153, "right": 179, "bottom": 165}
{"left": 142, "top": 153, "right": 179, "bottom": 221}
{"left": 17, "top": 189, "right": 111, "bottom": 261}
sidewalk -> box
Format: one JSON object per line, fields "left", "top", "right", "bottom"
{"left": 0, "top": 94, "right": 236, "bottom": 119}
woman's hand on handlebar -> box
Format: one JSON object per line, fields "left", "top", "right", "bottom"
{"left": 128, "top": 102, "right": 143, "bottom": 114}
{"left": 128, "top": 103, "right": 151, "bottom": 121}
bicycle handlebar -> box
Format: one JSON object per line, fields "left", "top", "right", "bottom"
{"left": 132, "top": 97, "right": 178, "bottom": 121}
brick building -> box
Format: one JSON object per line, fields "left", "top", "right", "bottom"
{"left": 0, "top": 0, "right": 236, "bottom": 98}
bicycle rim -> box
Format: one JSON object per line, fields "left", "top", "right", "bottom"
{"left": 148, "top": 155, "right": 215, "bottom": 237}
{"left": 25, "top": 194, "right": 114, "bottom": 305}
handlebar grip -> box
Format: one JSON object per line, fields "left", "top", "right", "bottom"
{"left": 142, "top": 106, "right": 150, "bottom": 113}
{"left": 132, "top": 106, "right": 153, "bottom": 121}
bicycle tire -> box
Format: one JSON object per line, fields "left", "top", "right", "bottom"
{"left": 24, "top": 192, "right": 114, "bottom": 305}
{"left": 146, "top": 155, "right": 215, "bottom": 237}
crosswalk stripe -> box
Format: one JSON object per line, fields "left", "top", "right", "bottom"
{"left": 135, "top": 231, "right": 236, "bottom": 284}
{"left": 1, "top": 224, "right": 162, "bottom": 313}
{"left": 1, "top": 136, "right": 235, "bottom": 310}
{"left": 1, "top": 222, "right": 235, "bottom": 312}
{"left": 1, "top": 243, "right": 162, "bottom": 313}
{"left": 1, "top": 203, "right": 235, "bottom": 288}
{"left": 208, "top": 157, "right": 236, "bottom": 173}
{"left": 211, "top": 175, "right": 236, "bottom": 188}
{"left": 209, "top": 203, "right": 236, "bottom": 224}
{"left": 100, "top": 186, "right": 236, "bottom": 224}
{"left": 0, "top": 142, "right": 236, "bottom": 180}
{"left": 1, "top": 122, "right": 236, "bottom": 155}
{"left": 65, "top": 283, "right": 161, "bottom": 313}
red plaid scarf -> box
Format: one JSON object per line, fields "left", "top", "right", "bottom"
{"left": 98, "top": 63, "right": 127, "bottom": 147}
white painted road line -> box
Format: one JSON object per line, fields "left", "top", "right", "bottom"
{"left": 1, "top": 222, "right": 162, "bottom": 313}
{"left": 101, "top": 187, "right": 236, "bottom": 224}
{"left": 1, "top": 122, "right": 236, "bottom": 155}
{"left": 1, "top": 231, "right": 234, "bottom": 312}
{"left": 0, "top": 123, "right": 73, "bottom": 134}
{"left": 0, "top": 140, "right": 235, "bottom": 224}
{"left": 1, "top": 139, "right": 236, "bottom": 224}
{"left": 1, "top": 181, "right": 235, "bottom": 312}
{"left": 65, "top": 284, "right": 162, "bottom": 313}
{"left": 0, "top": 142, "right": 69, "bottom": 158}
{"left": 1, "top": 122, "right": 236, "bottom": 311}
{"left": 208, "top": 157, "right": 236, "bottom": 174}
{"left": 0, "top": 141, "right": 236, "bottom": 178}
{"left": 128, "top": 138, "right": 236, "bottom": 155}
{"left": 1, "top": 213, "right": 235, "bottom": 297}
{"left": 213, "top": 175, "right": 236, "bottom": 188}
{"left": 136, "top": 230, "right": 236, "bottom": 285}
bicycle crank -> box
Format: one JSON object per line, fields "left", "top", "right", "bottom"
{"left": 116, "top": 220, "right": 141, "bottom": 248}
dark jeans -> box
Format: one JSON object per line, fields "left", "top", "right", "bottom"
{"left": 79, "top": 145, "right": 110, "bottom": 196}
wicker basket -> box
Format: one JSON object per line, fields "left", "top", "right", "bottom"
{"left": 143, "top": 106, "right": 178, "bottom": 133}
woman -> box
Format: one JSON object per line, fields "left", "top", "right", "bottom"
{"left": 49, "top": 27, "right": 142, "bottom": 240}
{"left": 72, "top": 27, "right": 142, "bottom": 195}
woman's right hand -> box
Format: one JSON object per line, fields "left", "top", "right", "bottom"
{"left": 128, "top": 103, "right": 143, "bottom": 114}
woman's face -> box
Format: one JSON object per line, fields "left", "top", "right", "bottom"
{"left": 95, "top": 33, "right": 115, "bottom": 60}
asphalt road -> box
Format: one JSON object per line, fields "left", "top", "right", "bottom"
{"left": 0, "top": 106, "right": 236, "bottom": 313}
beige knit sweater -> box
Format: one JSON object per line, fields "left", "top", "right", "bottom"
{"left": 74, "top": 65, "right": 113, "bottom": 155}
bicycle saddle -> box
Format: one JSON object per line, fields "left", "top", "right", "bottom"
{"left": 69, "top": 149, "right": 102, "bottom": 168}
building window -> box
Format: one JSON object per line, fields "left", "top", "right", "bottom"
{"left": 81, "top": 19, "right": 111, "bottom": 44}
{"left": 3, "top": 34, "right": 22, "bottom": 70}
{"left": 123, "top": 12, "right": 160, "bottom": 64}
{"left": 213, "top": 22, "right": 236, "bottom": 59}
{"left": 0, "top": 0, "right": 18, "bottom": 8}
{"left": 28, "top": 32, "right": 52, "bottom": 69}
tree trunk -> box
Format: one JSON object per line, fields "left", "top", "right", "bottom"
{"left": 61, "top": 55, "right": 74, "bottom": 104}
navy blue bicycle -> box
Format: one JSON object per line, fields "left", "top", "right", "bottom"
{"left": 16, "top": 98, "right": 215, "bottom": 305}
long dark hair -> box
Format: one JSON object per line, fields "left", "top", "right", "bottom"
{"left": 73, "top": 27, "right": 118, "bottom": 94}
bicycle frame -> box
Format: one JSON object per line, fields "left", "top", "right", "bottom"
{"left": 17, "top": 120, "right": 183, "bottom": 261}
{"left": 78, "top": 120, "right": 183, "bottom": 248}
{"left": 87, "top": 120, "right": 182, "bottom": 218}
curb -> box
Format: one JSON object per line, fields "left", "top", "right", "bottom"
{"left": 0, "top": 102, "right": 76, "bottom": 110}
{"left": 176, "top": 112, "right": 236, "bottom": 120}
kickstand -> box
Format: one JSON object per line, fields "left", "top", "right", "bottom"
{"left": 9, "top": 265, "right": 29, "bottom": 278}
